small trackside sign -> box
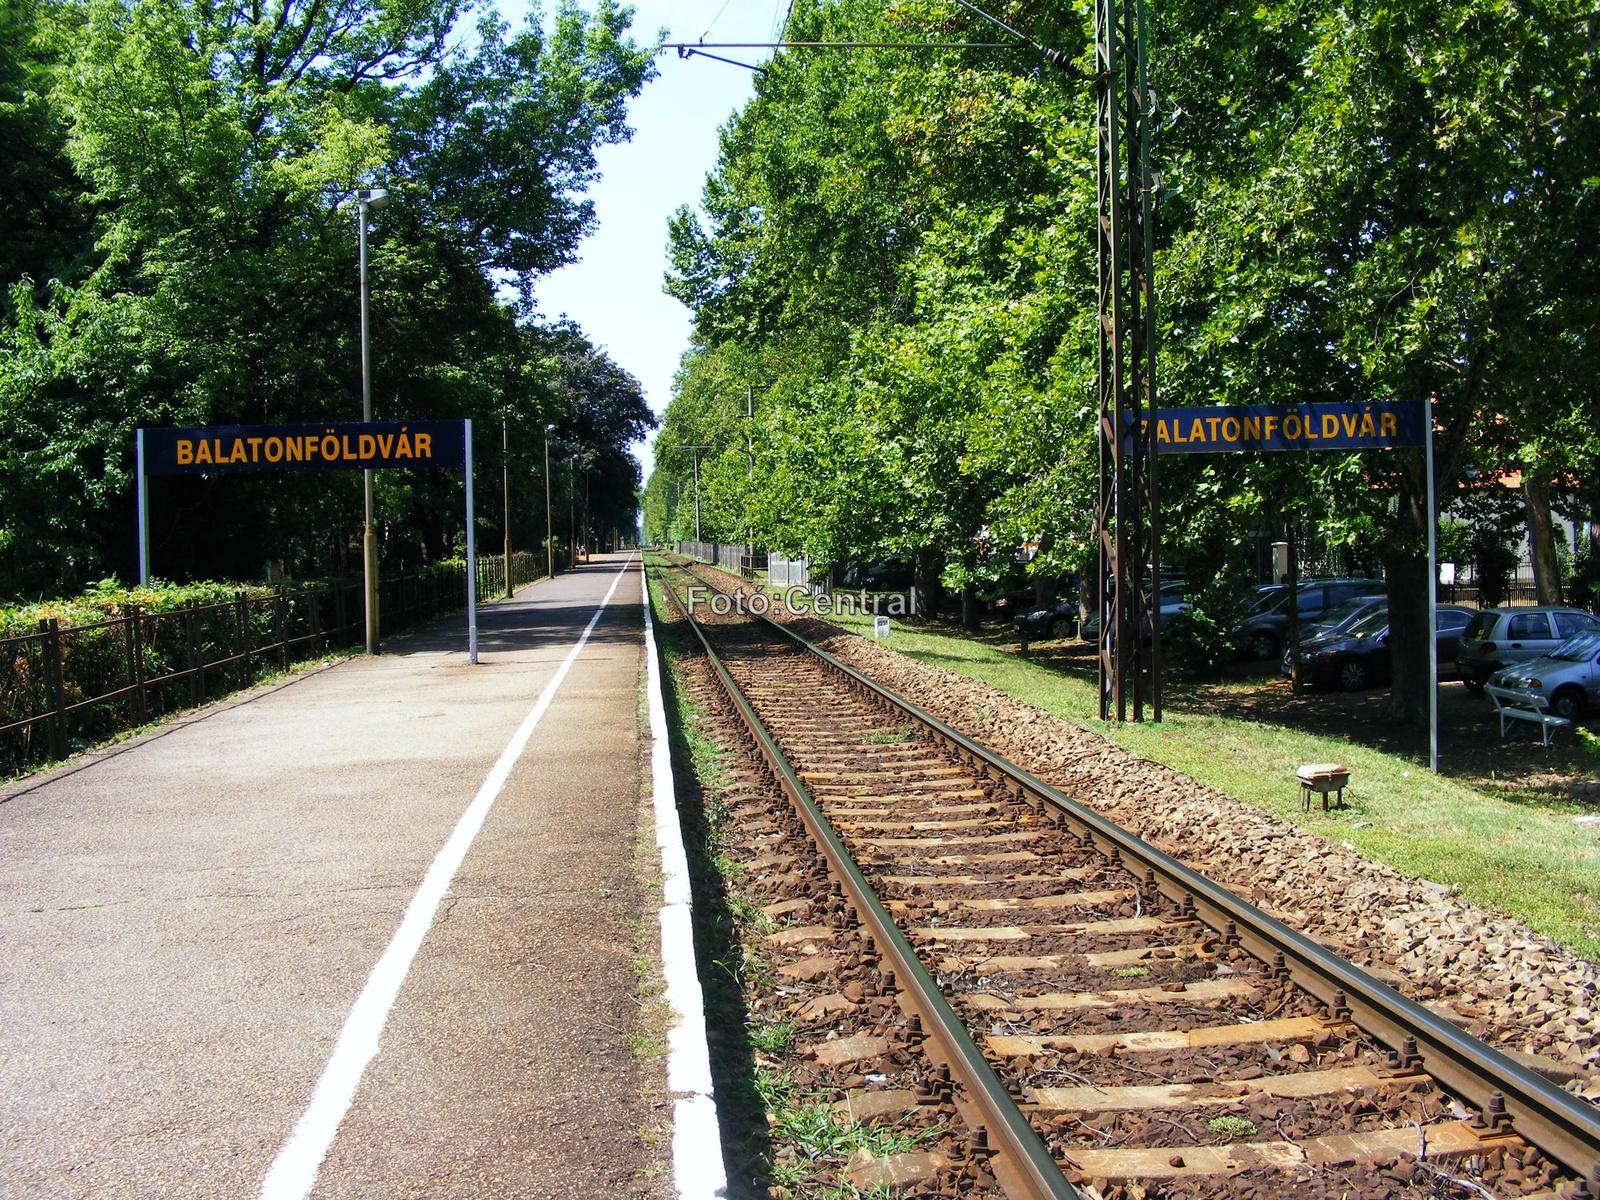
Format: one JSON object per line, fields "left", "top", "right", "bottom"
{"left": 141, "top": 420, "right": 467, "bottom": 474}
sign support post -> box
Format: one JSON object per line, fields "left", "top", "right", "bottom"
{"left": 465, "top": 419, "right": 477, "bottom": 665}
{"left": 1426, "top": 401, "right": 1438, "bottom": 774}
{"left": 136, "top": 428, "right": 149, "bottom": 587}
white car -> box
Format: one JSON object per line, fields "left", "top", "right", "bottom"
{"left": 1488, "top": 632, "right": 1600, "bottom": 720}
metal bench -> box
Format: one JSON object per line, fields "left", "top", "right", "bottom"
{"left": 1296, "top": 763, "right": 1349, "bottom": 811}
{"left": 1485, "top": 684, "right": 1571, "bottom": 747}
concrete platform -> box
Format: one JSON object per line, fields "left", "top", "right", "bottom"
{"left": 0, "top": 553, "right": 669, "bottom": 1199}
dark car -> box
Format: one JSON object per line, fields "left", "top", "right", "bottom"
{"left": 840, "top": 557, "right": 914, "bottom": 591}
{"left": 1456, "top": 606, "right": 1600, "bottom": 688}
{"left": 1278, "top": 595, "right": 1390, "bottom": 672}
{"left": 991, "top": 571, "right": 1077, "bottom": 622}
{"left": 1290, "top": 605, "right": 1474, "bottom": 690}
{"left": 1232, "top": 578, "right": 1386, "bottom": 661}
{"left": 1014, "top": 599, "right": 1079, "bottom": 640}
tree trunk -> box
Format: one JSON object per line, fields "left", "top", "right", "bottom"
{"left": 1384, "top": 464, "right": 1431, "bottom": 726}
{"left": 913, "top": 547, "right": 943, "bottom": 621}
{"left": 1523, "top": 475, "right": 1562, "bottom": 606}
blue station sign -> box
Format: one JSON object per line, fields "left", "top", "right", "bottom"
{"left": 141, "top": 420, "right": 467, "bottom": 475}
{"left": 1148, "top": 402, "right": 1426, "bottom": 455}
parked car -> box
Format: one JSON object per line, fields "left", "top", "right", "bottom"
{"left": 1488, "top": 632, "right": 1600, "bottom": 719}
{"left": 840, "top": 557, "right": 914, "bottom": 591}
{"left": 1288, "top": 605, "right": 1475, "bottom": 690}
{"left": 1232, "top": 578, "right": 1386, "bottom": 661}
{"left": 1014, "top": 599, "right": 1079, "bottom": 640}
{"left": 1456, "top": 607, "right": 1600, "bottom": 689}
{"left": 1079, "top": 579, "right": 1188, "bottom": 642}
{"left": 1278, "top": 595, "right": 1392, "bottom": 671}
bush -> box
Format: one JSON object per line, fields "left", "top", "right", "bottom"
{"left": 1164, "top": 573, "right": 1255, "bottom": 679}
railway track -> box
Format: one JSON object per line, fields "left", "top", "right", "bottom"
{"left": 647, "top": 555, "right": 1600, "bottom": 1200}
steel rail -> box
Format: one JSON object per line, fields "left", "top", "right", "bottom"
{"left": 663, "top": 557, "right": 1600, "bottom": 1189}
{"left": 651, "top": 564, "right": 1077, "bottom": 1200}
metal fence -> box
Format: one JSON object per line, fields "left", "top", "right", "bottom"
{"left": 767, "top": 553, "right": 811, "bottom": 588}
{"left": 0, "top": 551, "right": 545, "bottom": 776}
{"left": 676, "top": 541, "right": 767, "bottom": 576}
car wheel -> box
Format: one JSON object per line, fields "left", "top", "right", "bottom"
{"left": 1462, "top": 673, "right": 1484, "bottom": 691}
{"left": 1550, "top": 687, "right": 1586, "bottom": 721}
{"left": 1338, "top": 660, "right": 1370, "bottom": 690}
{"left": 1250, "top": 632, "right": 1278, "bottom": 661}
{"left": 1050, "top": 616, "right": 1074, "bottom": 639}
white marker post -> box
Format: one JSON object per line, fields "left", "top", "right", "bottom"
{"left": 465, "top": 419, "right": 477, "bottom": 665}
{"left": 136, "top": 428, "right": 149, "bottom": 587}
{"left": 1425, "top": 399, "right": 1438, "bottom": 774}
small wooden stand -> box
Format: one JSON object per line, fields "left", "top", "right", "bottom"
{"left": 1297, "top": 763, "right": 1349, "bottom": 811}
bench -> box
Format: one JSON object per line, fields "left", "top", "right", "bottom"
{"left": 1485, "top": 684, "right": 1571, "bottom": 747}
{"left": 1296, "top": 763, "right": 1349, "bottom": 811}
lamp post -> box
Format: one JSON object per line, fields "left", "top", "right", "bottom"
{"left": 502, "top": 419, "right": 513, "bottom": 598}
{"left": 356, "top": 186, "right": 388, "bottom": 655}
{"left": 544, "top": 424, "right": 555, "bottom": 578}
{"left": 680, "top": 445, "right": 709, "bottom": 544}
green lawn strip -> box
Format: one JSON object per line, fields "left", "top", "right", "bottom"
{"left": 822, "top": 608, "right": 1600, "bottom": 962}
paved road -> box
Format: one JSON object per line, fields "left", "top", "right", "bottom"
{"left": 0, "top": 554, "right": 666, "bottom": 1199}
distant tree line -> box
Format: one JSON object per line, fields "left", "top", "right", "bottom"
{"left": 647, "top": 0, "right": 1599, "bottom": 723}
{"left": 0, "top": 0, "right": 657, "bottom": 600}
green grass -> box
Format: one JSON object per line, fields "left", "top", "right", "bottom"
{"left": 824, "top": 609, "right": 1600, "bottom": 962}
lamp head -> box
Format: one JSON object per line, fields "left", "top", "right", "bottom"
{"left": 356, "top": 187, "right": 390, "bottom": 209}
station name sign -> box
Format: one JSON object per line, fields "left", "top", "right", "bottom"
{"left": 1148, "top": 402, "right": 1426, "bottom": 455}
{"left": 141, "top": 420, "right": 467, "bottom": 475}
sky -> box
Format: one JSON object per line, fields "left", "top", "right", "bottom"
{"left": 528, "top": 0, "right": 783, "bottom": 484}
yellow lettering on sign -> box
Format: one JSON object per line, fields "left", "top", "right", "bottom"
{"left": 321, "top": 434, "right": 339, "bottom": 460}
{"left": 397, "top": 433, "right": 412, "bottom": 458}
{"left": 1359, "top": 412, "right": 1375, "bottom": 437}
{"left": 1189, "top": 418, "right": 1205, "bottom": 443}
{"left": 195, "top": 439, "right": 213, "bottom": 464}
{"left": 415, "top": 432, "right": 432, "bottom": 458}
{"left": 1206, "top": 417, "right": 1222, "bottom": 442}
{"left": 1284, "top": 414, "right": 1303, "bottom": 440}
{"left": 1222, "top": 416, "right": 1240, "bottom": 442}
{"left": 229, "top": 438, "right": 247, "bottom": 463}
{"left": 1381, "top": 411, "right": 1397, "bottom": 437}
{"left": 376, "top": 434, "right": 394, "bottom": 457}
{"left": 358, "top": 433, "right": 376, "bottom": 458}
{"left": 1171, "top": 420, "right": 1187, "bottom": 444}
{"left": 1243, "top": 416, "right": 1261, "bottom": 440}
{"left": 213, "top": 439, "right": 226, "bottom": 462}
{"left": 340, "top": 435, "right": 354, "bottom": 460}
{"left": 1264, "top": 415, "right": 1278, "bottom": 440}
{"left": 247, "top": 436, "right": 263, "bottom": 461}
{"left": 285, "top": 436, "right": 303, "bottom": 462}
{"left": 1323, "top": 414, "right": 1340, "bottom": 438}
{"left": 177, "top": 440, "right": 194, "bottom": 465}
{"left": 265, "top": 437, "right": 282, "bottom": 462}
{"left": 1342, "top": 412, "right": 1358, "bottom": 437}
{"left": 1156, "top": 420, "right": 1170, "bottom": 443}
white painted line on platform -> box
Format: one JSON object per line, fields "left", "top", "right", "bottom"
{"left": 642, "top": 564, "right": 728, "bottom": 1200}
{"left": 259, "top": 557, "right": 635, "bottom": 1200}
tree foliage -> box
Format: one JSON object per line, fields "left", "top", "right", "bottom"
{"left": 0, "top": 0, "right": 657, "bottom": 599}
{"left": 651, "top": 0, "right": 1599, "bottom": 721}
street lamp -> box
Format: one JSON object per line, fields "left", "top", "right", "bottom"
{"left": 680, "top": 445, "right": 709, "bottom": 543}
{"left": 502, "top": 419, "right": 513, "bottom": 599}
{"left": 544, "top": 424, "right": 555, "bottom": 579}
{"left": 356, "top": 185, "right": 388, "bottom": 655}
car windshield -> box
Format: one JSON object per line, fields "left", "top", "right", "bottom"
{"left": 1551, "top": 632, "right": 1600, "bottom": 662}
{"left": 1313, "top": 598, "right": 1380, "bottom": 628}
{"left": 1345, "top": 609, "right": 1389, "bottom": 639}
{"left": 1243, "top": 589, "right": 1284, "bottom": 617}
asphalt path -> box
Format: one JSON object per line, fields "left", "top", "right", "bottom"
{"left": 0, "top": 553, "right": 665, "bottom": 1199}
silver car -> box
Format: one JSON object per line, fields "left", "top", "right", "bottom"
{"left": 1488, "top": 632, "right": 1600, "bottom": 719}
{"left": 1457, "top": 606, "right": 1600, "bottom": 688}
